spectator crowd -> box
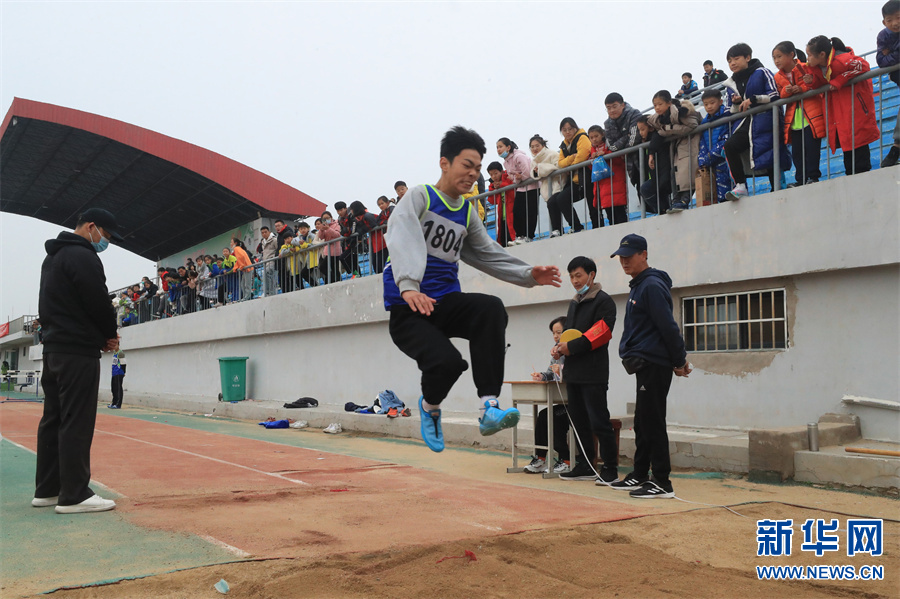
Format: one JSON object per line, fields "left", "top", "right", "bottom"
{"left": 112, "top": 6, "right": 900, "bottom": 325}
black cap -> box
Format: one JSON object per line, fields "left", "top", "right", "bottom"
{"left": 80, "top": 208, "right": 124, "bottom": 242}
{"left": 610, "top": 234, "right": 647, "bottom": 258}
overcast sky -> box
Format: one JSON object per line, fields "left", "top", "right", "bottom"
{"left": 0, "top": 1, "right": 882, "bottom": 319}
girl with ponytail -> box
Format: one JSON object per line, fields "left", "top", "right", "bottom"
{"left": 804, "top": 36, "right": 879, "bottom": 175}
{"left": 772, "top": 41, "right": 825, "bottom": 185}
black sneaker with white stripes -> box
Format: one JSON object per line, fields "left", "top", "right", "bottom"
{"left": 609, "top": 472, "right": 649, "bottom": 491}
{"left": 628, "top": 478, "right": 675, "bottom": 499}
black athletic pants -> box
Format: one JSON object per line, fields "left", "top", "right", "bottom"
{"left": 389, "top": 292, "right": 507, "bottom": 405}
{"left": 789, "top": 126, "right": 822, "bottom": 183}
{"left": 835, "top": 135, "right": 872, "bottom": 175}
{"left": 512, "top": 189, "right": 539, "bottom": 239}
{"left": 566, "top": 382, "right": 618, "bottom": 469}
{"left": 547, "top": 181, "right": 585, "bottom": 233}
{"left": 632, "top": 362, "right": 674, "bottom": 486}
{"left": 600, "top": 205, "right": 629, "bottom": 227}
{"left": 535, "top": 404, "right": 570, "bottom": 461}
{"left": 36, "top": 353, "right": 101, "bottom": 506}
{"left": 725, "top": 122, "right": 776, "bottom": 188}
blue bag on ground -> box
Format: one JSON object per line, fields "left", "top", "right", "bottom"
{"left": 259, "top": 419, "right": 290, "bottom": 429}
{"left": 591, "top": 156, "right": 611, "bottom": 182}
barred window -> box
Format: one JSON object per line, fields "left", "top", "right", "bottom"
{"left": 683, "top": 289, "right": 787, "bottom": 352}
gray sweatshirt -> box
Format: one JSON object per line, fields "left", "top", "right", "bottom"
{"left": 385, "top": 184, "right": 537, "bottom": 295}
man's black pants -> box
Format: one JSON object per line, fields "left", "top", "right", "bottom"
{"left": 36, "top": 353, "right": 101, "bottom": 506}
{"left": 535, "top": 404, "right": 570, "bottom": 461}
{"left": 566, "top": 382, "right": 618, "bottom": 469}
{"left": 389, "top": 292, "right": 507, "bottom": 405}
{"left": 632, "top": 362, "right": 674, "bottom": 486}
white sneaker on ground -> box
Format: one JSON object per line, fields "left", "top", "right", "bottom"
{"left": 523, "top": 456, "right": 546, "bottom": 473}
{"left": 515, "top": 237, "right": 530, "bottom": 245}
{"left": 323, "top": 423, "right": 342, "bottom": 434}
{"left": 552, "top": 459, "right": 570, "bottom": 474}
{"left": 549, "top": 230, "right": 561, "bottom": 238}
{"left": 289, "top": 420, "right": 309, "bottom": 429}
{"left": 32, "top": 496, "right": 58, "bottom": 507}
{"left": 54, "top": 494, "right": 116, "bottom": 514}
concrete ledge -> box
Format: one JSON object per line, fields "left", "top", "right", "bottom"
{"left": 749, "top": 420, "right": 861, "bottom": 481}
{"left": 619, "top": 428, "right": 749, "bottom": 473}
{"left": 795, "top": 445, "right": 900, "bottom": 490}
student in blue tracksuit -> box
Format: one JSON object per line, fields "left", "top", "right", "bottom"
{"left": 108, "top": 341, "right": 126, "bottom": 409}
{"left": 384, "top": 126, "right": 562, "bottom": 453}
{"left": 722, "top": 43, "right": 792, "bottom": 201}
{"left": 698, "top": 89, "right": 733, "bottom": 203}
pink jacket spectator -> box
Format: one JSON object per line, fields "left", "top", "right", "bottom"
{"left": 316, "top": 221, "right": 343, "bottom": 257}
{"left": 503, "top": 148, "right": 539, "bottom": 191}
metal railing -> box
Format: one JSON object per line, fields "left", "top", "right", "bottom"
{"left": 109, "top": 228, "right": 390, "bottom": 325}
{"left": 466, "top": 63, "right": 899, "bottom": 236}
{"left": 110, "top": 62, "right": 898, "bottom": 326}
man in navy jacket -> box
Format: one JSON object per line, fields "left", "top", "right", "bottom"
{"left": 609, "top": 234, "right": 691, "bottom": 499}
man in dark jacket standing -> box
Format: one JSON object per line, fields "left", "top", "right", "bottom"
{"left": 34, "top": 208, "right": 122, "bottom": 514}
{"left": 609, "top": 234, "right": 691, "bottom": 499}
{"left": 553, "top": 256, "right": 619, "bottom": 484}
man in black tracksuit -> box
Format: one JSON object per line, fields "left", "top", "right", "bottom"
{"left": 610, "top": 234, "right": 691, "bottom": 499}
{"left": 34, "top": 208, "right": 122, "bottom": 514}
{"left": 554, "top": 256, "right": 619, "bottom": 484}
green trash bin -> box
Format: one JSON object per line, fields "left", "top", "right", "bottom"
{"left": 218, "top": 357, "right": 249, "bottom": 402}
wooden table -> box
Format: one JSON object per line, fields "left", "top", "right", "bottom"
{"left": 504, "top": 380, "right": 576, "bottom": 478}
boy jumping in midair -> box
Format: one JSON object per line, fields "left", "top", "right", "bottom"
{"left": 384, "top": 126, "right": 562, "bottom": 452}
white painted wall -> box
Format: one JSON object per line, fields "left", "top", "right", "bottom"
{"left": 115, "top": 168, "right": 900, "bottom": 430}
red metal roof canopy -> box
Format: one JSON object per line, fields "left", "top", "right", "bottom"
{"left": 0, "top": 98, "right": 325, "bottom": 260}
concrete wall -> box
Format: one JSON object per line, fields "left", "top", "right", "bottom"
{"left": 115, "top": 168, "right": 900, "bottom": 429}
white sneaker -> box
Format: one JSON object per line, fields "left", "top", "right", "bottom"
{"left": 515, "top": 237, "right": 530, "bottom": 245}
{"left": 523, "top": 456, "right": 546, "bottom": 473}
{"left": 289, "top": 420, "right": 309, "bottom": 429}
{"left": 323, "top": 423, "right": 342, "bottom": 434}
{"left": 725, "top": 184, "right": 748, "bottom": 202}
{"left": 32, "top": 496, "right": 58, "bottom": 507}
{"left": 506, "top": 240, "right": 517, "bottom": 247}
{"left": 549, "top": 230, "right": 561, "bottom": 238}
{"left": 552, "top": 459, "right": 570, "bottom": 474}
{"left": 54, "top": 494, "right": 116, "bottom": 514}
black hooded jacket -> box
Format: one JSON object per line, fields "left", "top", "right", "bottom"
{"left": 39, "top": 232, "right": 117, "bottom": 357}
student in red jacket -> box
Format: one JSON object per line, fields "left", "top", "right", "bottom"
{"left": 804, "top": 36, "right": 880, "bottom": 175}
{"left": 587, "top": 125, "right": 629, "bottom": 227}
{"left": 486, "top": 162, "right": 516, "bottom": 246}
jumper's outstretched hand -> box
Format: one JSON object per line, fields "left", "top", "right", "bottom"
{"left": 402, "top": 290, "right": 437, "bottom": 316}
{"left": 531, "top": 265, "right": 562, "bottom": 287}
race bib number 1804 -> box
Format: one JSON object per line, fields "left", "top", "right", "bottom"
{"left": 421, "top": 212, "right": 467, "bottom": 263}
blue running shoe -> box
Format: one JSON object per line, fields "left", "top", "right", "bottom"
{"left": 479, "top": 399, "right": 520, "bottom": 436}
{"left": 418, "top": 396, "right": 444, "bottom": 452}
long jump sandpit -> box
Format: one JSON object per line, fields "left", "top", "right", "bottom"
{"left": 1, "top": 402, "right": 897, "bottom": 599}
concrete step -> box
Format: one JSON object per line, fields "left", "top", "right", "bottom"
{"left": 619, "top": 426, "right": 749, "bottom": 473}
{"left": 794, "top": 440, "right": 900, "bottom": 490}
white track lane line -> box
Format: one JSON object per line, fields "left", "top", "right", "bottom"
{"left": 94, "top": 429, "right": 309, "bottom": 486}
{"left": 199, "top": 534, "right": 252, "bottom": 558}
{"left": 1, "top": 436, "right": 129, "bottom": 498}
